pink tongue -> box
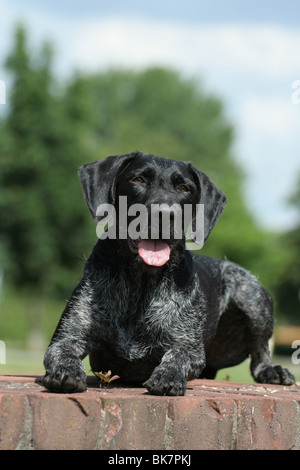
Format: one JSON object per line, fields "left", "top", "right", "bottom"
{"left": 138, "top": 240, "right": 171, "bottom": 266}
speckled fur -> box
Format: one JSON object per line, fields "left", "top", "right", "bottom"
{"left": 42, "top": 152, "right": 295, "bottom": 395}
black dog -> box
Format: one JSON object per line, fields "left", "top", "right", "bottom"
{"left": 42, "top": 151, "right": 295, "bottom": 395}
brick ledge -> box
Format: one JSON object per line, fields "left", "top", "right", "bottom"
{"left": 0, "top": 375, "right": 300, "bottom": 450}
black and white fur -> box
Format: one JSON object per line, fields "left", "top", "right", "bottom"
{"left": 42, "top": 151, "right": 294, "bottom": 395}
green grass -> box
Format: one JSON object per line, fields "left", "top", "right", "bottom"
{"left": 216, "top": 356, "right": 300, "bottom": 383}
{"left": 0, "top": 348, "right": 93, "bottom": 376}
{"left": 0, "top": 348, "right": 45, "bottom": 375}
{"left": 0, "top": 287, "right": 66, "bottom": 349}
{"left": 1, "top": 348, "right": 299, "bottom": 385}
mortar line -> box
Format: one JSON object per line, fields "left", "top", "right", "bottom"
{"left": 95, "top": 398, "right": 106, "bottom": 450}
{"left": 163, "top": 401, "right": 173, "bottom": 450}
{"left": 292, "top": 400, "right": 300, "bottom": 450}
{"left": 16, "top": 397, "right": 34, "bottom": 450}
{"left": 230, "top": 400, "right": 238, "bottom": 450}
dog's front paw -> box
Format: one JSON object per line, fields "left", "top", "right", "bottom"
{"left": 143, "top": 367, "right": 187, "bottom": 396}
{"left": 42, "top": 360, "right": 87, "bottom": 393}
{"left": 256, "top": 365, "right": 295, "bottom": 386}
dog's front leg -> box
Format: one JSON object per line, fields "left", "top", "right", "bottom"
{"left": 143, "top": 347, "right": 205, "bottom": 396}
{"left": 42, "top": 282, "right": 92, "bottom": 393}
{"left": 43, "top": 343, "right": 87, "bottom": 393}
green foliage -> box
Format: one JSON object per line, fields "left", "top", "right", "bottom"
{"left": 0, "top": 25, "right": 95, "bottom": 297}
{"left": 0, "top": 285, "right": 66, "bottom": 348}
{"left": 274, "top": 178, "right": 300, "bottom": 324}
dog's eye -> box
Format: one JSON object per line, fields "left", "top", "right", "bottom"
{"left": 177, "top": 184, "right": 189, "bottom": 193}
{"left": 132, "top": 176, "right": 145, "bottom": 184}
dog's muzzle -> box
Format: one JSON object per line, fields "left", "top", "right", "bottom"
{"left": 128, "top": 237, "right": 171, "bottom": 267}
{"left": 126, "top": 203, "right": 186, "bottom": 267}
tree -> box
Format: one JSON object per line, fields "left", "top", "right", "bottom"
{"left": 0, "top": 25, "right": 94, "bottom": 297}
{"left": 275, "top": 176, "right": 300, "bottom": 324}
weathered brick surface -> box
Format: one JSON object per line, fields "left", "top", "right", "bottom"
{"left": 234, "top": 396, "right": 298, "bottom": 450}
{"left": 0, "top": 375, "right": 300, "bottom": 450}
{"left": 169, "top": 397, "right": 236, "bottom": 450}
{"left": 28, "top": 394, "right": 103, "bottom": 450}
{"left": 99, "top": 396, "right": 170, "bottom": 450}
{"left": 0, "top": 393, "right": 27, "bottom": 449}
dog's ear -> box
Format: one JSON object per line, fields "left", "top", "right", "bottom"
{"left": 187, "top": 163, "right": 227, "bottom": 243}
{"left": 78, "top": 152, "right": 139, "bottom": 222}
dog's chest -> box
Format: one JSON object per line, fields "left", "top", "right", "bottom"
{"left": 107, "top": 277, "right": 182, "bottom": 359}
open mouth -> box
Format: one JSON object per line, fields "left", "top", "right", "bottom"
{"left": 128, "top": 237, "right": 171, "bottom": 267}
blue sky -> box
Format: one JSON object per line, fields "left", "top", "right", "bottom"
{"left": 1, "top": 0, "right": 299, "bottom": 230}
{"left": 5, "top": 0, "right": 300, "bottom": 25}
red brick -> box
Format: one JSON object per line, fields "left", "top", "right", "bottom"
{"left": 0, "top": 393, "right": 26, "bottom": 450}
{"left": 99, "top": 395, "right": 169, "bottom": 450}
{"left": 168, "top": 396, "right": 235, "bottom": 450}
{"left": 28, "top": 393, "right": 103, "bottom": 450}
{"left": 1, "top": 376, "right": 300, "bottom": 450}
{"left": 234, "top": 397, "right": 298, "bottom": 450}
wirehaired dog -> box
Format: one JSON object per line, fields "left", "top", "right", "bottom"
{"left": 42, "top": 151, "right": 295, "bottom": 395}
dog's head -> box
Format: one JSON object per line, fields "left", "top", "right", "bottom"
{"left": 78, "top": 151, "right": 226, "bottom": 268}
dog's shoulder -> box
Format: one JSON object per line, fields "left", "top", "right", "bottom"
{"left": 85, "top": 238, "right": 121, "bottom": 272}
{"left": 190, "top": 252, "right": 223, "bottom": 278}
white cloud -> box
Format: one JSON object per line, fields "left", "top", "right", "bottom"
{"left": 67, "top": 19, "right": 300, "bottom": 83}
{"left": 241, "top": 96, "right": 300, "bottom": 141}
{"left": 234, "top": 96, "right": 300, "bottom": 229}
{"left": 2, "top": 3, "right": 300, "bottom": 80}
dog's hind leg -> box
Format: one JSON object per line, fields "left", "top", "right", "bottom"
{"left": 249, "top": 340, "right": 294, "bottom": 385}
{"left": 220, "top": 261, "right": 295, "bottom": 385}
